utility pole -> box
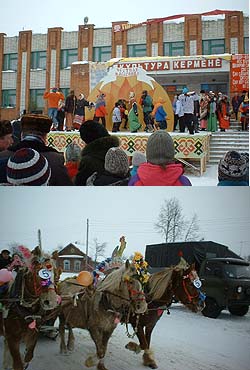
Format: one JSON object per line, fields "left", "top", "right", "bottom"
{"left": 38, "top": 229, "right": 42, "bottom": 249}
{"left": 85, "top": 218, "right": 89, "bottom": 269}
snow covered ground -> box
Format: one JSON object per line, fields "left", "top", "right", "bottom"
{"left": 186, "top": 164, "right": 218, "bottom": 186}
{"left": 1, "top": 304, "right": 249, "bottom": 370}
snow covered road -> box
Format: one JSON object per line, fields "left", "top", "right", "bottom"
{"left": 1, "top": 304, "right": 249, "bottom": 370}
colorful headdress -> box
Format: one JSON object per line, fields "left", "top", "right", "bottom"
{"left": 132, "top": 252, "right": 150, "bottom": 287}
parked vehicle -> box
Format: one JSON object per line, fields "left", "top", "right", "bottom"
{"left": 145, "top": 241, "right": 250, "bottom": 318}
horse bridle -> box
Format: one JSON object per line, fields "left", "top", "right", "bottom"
{"left": 182, "top": 271, "right": 205, "bottom": 304}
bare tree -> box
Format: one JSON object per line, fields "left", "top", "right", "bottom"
{"left": 155, "top": 198, "right": 202, "bottom": 243}
{"left": 155, "top": 198, "right": 185, "bottom": 242}
{"left": 92, "top": 238, "right": 107, "bottom": 267}
{"left": 183, "top": 214, "right": 201, "bottom": 241}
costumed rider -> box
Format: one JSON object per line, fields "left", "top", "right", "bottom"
{"left": 92, "top": 236, "right": 127, "bottom": 286}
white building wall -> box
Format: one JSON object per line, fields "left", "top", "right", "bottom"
{"left": 31, "top": 34, "right": 47, "bottom": 51}
{"left": 163, "top": 22, "right": 184, "bottom": 42}
{"left": 61, "top": 31, "right": 78, "bottom": 49}
{"left": 2, "top": 72, "right": 17, "bottom": 89}
{"left": 243, "top": 17, "right": 249, "bottom": 36}
{"left": 202, "top": 20, "right": 225, "bottom": 39}
{"left": 50, "top": 49, "right": 57, "bottom": 88}
{"left": 127, "top": 26, "right": 146, "bottom": 44}
{"left": 93, "top": 28, "right": 112, "bottom": 46}
{"left": 20, "top": 52, "right": 27, "bottom": 111}
{"left": 60, "top": 69, "right": 71, "bottom": 87}
{"left": 30, "top": 70, "right": 46, "bottom": 89}
{"left": 3, "top": 36, "right": 18, "bottom": 53}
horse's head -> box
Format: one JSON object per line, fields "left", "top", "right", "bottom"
{"left": 172, "top": 261, "right": 206, "bottom": 312}
{"left": 122, "top": 260, "right": 147, "bottom": 314}
{"left": 22, "top": 246, "right": 59, "bottom": 311}
{"left": 96, "top": 260, "right": 147, "bottom": 315}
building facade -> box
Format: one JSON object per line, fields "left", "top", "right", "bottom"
{"left": 57, "top": 243, "right": 94, "bottom": 273}
{"left": 0, "top": 9, "right": 248, "bottom": 120}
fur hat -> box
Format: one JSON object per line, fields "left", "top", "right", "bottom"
{"left": 65, "top": 143, "right": 81, "bottom": 162}
{"left": 0, "top": 120, "right": 13, "bottom": 138}
{"left": 7, "top": 148, "right": 51, "bottom": 186}
{"left": 105, "top": 147, "right": 129, "bottom": 176}
{"left": 79, "top": 120, "right": 109, "bottom": 144}
{"left": 146, "top": 130, "right": 175, "bottom": 165}
{"left": 21, "top": 114, "right": 52, "bottom": 133}
{"left": 132, "top": 151, "right": 147, "bottom": 167}
{"left": 218, "top": 151, "right": 247, "bottom": 181}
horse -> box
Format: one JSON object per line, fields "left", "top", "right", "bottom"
{"left": 58, "top": 260, "right": 147, "bottom": 370}
{"left": 0, "top": 246, "right": 60, "bottom": 370}
{"left": 125, "top": 258, "right": 206, "bottom": 369}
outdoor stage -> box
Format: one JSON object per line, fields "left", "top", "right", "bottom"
{"left": 46, "top": 131, "right": 211, "bottom": 175}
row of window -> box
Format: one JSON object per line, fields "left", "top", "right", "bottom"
{"left": 2, "top": 88, "right": 70, "bottom": 110}
{"left": 2, "top": 38, "right": 249, "bottom": 70}
{"left": 63, "top": 260, "right": 81, "bottom": 271}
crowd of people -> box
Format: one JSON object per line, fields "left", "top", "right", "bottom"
{"left": 41, "top": 87, "right": 249, "bottom": 134}
{"left": 0, "top": 115, "right": 248, "bottom": 186}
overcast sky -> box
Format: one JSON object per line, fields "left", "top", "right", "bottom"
{"left": 1, "top": 0, "right": 249, "bottom": 37}
{"left": 0, "top": 187, "right": 249, "bottom": 260}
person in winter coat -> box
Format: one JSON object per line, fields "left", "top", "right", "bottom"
{"left": 217, "top": 95, "right": 230, "bottom": 132}
{"left": 129, "top": 130, "right": 192, "bottom": 186}
{"left": 112, "top": 102, "right": 122, "bottom": 132}
{"left": 217, "top": 150, "right": 248, "bottom": 186}
{"left": 152, "top": 97, "right": 167, "bottom": 130}
{"left": 128, "top": 92, "right": 141, "bottom": 133}
{"left": 43, "top": 87, "right": 65, "bottom": 130}
{"left": 140, "top": 90, "right": 153, "bottom": 132}
{"left": 64, "top": 143, "right": 81, "bottom": 182}
{"left": 239, "top": 94, "right": 249, "bottom": 131}
{"left": 75, "top": 120, "right": 120, "bottom": 185}
{"left": 0, "top": 249, "right": 12, "bottom": 269}
{"left": 231, "top": 92, "right": 241, "bottom": 121}
{"left": 73, "top": 94, "right": 90, "bottom": 130}
{"left": 0, "top": 114, "right": 72, "bottom": 186}
{"left": 93, "top": 93, "right": 107, "bottom": 128}
{"left": 0, "top": 120, "right": 13, "bottom": 152}
{"left": 130, "top": 151, "right": 147, "bottom": 177}
{"left": 65, "top": 90, "right": 77, "bottom": 131}
{"left": 86, "top": 147, "right": 130, "bottom": 186}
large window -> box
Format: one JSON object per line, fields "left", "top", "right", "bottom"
{"left": 74, "top": 260, "right": 81, "bottom": 272}
{"left": 202, "top": 39, "right": 225, "bottom": 55}
{"left": 1, "top": 90, "right": 16, "bottom": 107}
{"left": 244, "top": 37, "right": 249, "bottom": 54}
{"left": 93, "top": 46, "right": 111, "bottom": 62}
{"left": 31, "top": 51, "right": 47, "bottom": 69}
{"left": 60, "top": 88, "right": 69, "bottom": 99}
{"left": 164, "top": 42, "right": 185, "bottom": 56}
{"left": 29, "top": 89, "right": 44, "bottom": 113}
{"left": 127, "top": 44, "right": 147, "bottom": 57}
{"left": 3, "top": 53, "right": 18, "bottom": 71}
{"left": 63, "top": 260, "right": 70, "bottom": 271}
{"left": 60, "top": 49, "right": 78, "bottom": 69}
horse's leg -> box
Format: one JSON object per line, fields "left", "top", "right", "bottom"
{"left": 5, "top": 336, "right": 23, "bottom": 370}
{"left": 142, "top": 319, "right": 159, "bottom": 369}
{"left": 23, "top": 331, "right": 38, "bottom": 365}
{"left": 59, "top": 314, "right": 67, "bottom": 354}
{"left": 86, "top": 327, "right": 113, "bottom": 370}
{"left": 3, "top": 338, "right": 13, "bottom": 370}
{"left": 67, "top": 326, "right": 75, "bottom": 351}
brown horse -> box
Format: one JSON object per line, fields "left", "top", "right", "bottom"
{"left": 58, "top": 260, "right": 147, "bottom": 370}
{"left": 0, "top": 246, "right": 59, "bottom": 370}
{"left": 125, "top": 258, "right": 206, "bottom": 369}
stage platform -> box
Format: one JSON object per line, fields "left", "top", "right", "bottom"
{"left": 46, "top": 131, "right": 211, "bottom": 175}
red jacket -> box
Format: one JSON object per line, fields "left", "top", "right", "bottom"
{"left": 131, "top": 162, "right": 192, "bottom": 186}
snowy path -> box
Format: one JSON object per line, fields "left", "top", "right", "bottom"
{"left": 1, "top": 304, "right": 249, "bottom": 370}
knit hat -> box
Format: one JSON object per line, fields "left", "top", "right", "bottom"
{"left": 21, "top": 114, "right": 52, "bottom": 133}
{"left": 65, "top": 143, "right": 81, "bottom": 162}
{"left": 105, "top": 147, "right": 129, "bottom": 176}
{"left": 132, "top": 151, "right": 147, "bottom": 166}
{"left": 79, "top": 120, "right": 109, "bottom": 144}
{"left": 218, "top": 151, "right": 247, "bottom": 181}
{"left": 7, "top": 148, "right": 51, "bottom": 186}
{"left": 0, "top": 120, "right": 13, "bottom": 138}
{"left": 146, "top": 130, "right": 175, "bottom": 165}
